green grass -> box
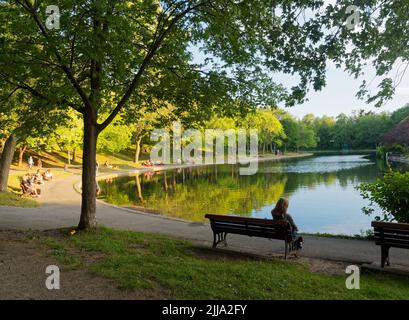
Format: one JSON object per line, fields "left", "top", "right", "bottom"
{"left": 301, "top": 230, "right": 374, "bottom": 241}
{"left": 1, "top": 169, "right": 75, "bottom": 208}
{"left": 7, "top": 170, "right": 74, "bottom": 191}
{"left": 0, "top": 191, "right": 39, "bottom": 207}
{"left": 42, "top": 226, "right": 409, "bottom": 299}
{"left": 42, "top": 237, "right": 82, "bottom": 269}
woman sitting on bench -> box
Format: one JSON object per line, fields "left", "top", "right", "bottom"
{"left": 271, "top": 198, "right": 303, "bottom": 249}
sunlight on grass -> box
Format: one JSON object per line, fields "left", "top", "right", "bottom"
{"left": 43, "top": 226, "right": 409, "bottom": 300}
{"left": 0, "top": 192, "right": 38, "bottom": 208}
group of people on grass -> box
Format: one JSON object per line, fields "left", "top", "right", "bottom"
{"left": 104, "top": 161, "right": 119, "bottom": 169}
{"left": 141, "top": 159, "right": 165, "bottom": 167}
{"left": 20, "top": 169, "right": 53, "bottom": 198}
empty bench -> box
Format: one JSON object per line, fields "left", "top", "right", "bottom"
{"left": 372, "top": 221, "right": 409, "bottom": 267}
{"left": 205, "top": 214, "right": 296, "bottom": 259}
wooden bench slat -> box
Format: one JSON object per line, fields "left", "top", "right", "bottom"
{"left": 374, "top": 229, "right": 409, "bottom": 236}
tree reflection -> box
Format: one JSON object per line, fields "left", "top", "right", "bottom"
{"left": 98, "top": 156, "right": 385, "bottom": 222}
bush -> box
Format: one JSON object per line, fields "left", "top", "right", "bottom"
{"left": 357, "top": 170, "right": 409, "bottom": 223}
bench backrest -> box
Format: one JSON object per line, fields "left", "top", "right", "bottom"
{"left": 372, "top": 221, "right": 409, "bottom": 249}
{"left": 205, "top": 214, "right": 293, "bottom": 241}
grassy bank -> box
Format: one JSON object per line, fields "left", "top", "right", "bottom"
{"left": 40, "top": 226, "right": 409, "bottom": 299}
{"left": 0, "top": 170, "right": 74, "bottom": 208}
{"left": 301, "top": 230, "right": 374, "bottom": 241}
{"left": 0, "top": 192, "right": 39, "bottom": 207}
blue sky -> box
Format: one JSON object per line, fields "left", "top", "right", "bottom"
{"left": 187, "top": 0, "right": 409, "bottom": 120}
{"left": 189, "top": 43, "right": 409, "bottom": 120}
{"left": 283, "top": 65, "right": 409, "bottom": 119}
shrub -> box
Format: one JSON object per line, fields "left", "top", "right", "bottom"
{"left": 357, "top": 171, "right": 409, "bottom": 223}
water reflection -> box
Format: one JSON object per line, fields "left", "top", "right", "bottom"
{"left": 99, "top": 154, "right": 385, "bottom": 235}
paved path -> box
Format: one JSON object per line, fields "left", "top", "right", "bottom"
{"left": 2, "top": 169, "right": 409, "bottom": 267}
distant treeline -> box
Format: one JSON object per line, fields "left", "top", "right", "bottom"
{"left": 293, "top": 104, "right": 409, "bottom": 151}
{"left": 1, "top": 104, "right": 408, "bottom": 163}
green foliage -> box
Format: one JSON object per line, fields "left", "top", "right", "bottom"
{"left": 277, "top": 111, "right": 317, "bottom": 151}
{"left": 47, "top": 112, "right": 83, "bottom": 153}
{"left": 97, "top": 120, "right": 132, "bottom": 154}
{"left": 358, "top": 171, "right": 409, "bottom": 223}
{"left": 391, "top": 104, "right": 409, "bottom": 125}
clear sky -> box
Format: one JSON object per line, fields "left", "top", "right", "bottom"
{"left": 188, "top": 0, "right": 409, "bottom": 120}
{"left": 282, "top": 65, "right": 409, "bottom": 119}
{"left": 189, "top": 42, "right": 409, "bottom": 120}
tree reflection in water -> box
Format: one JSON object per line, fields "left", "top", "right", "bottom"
{"left": 98, "top": 154, "right": 386, "bottom": 234}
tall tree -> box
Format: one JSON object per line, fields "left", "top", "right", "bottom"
{"left": 0, "top": 0, "right": 355, "bottom": 229}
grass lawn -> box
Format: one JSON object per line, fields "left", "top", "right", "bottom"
{"left": 7, "top": 170, "right": 73, "bottom": 192}
{"left": 0, "top": 169, "right": 74, "bottom": 208}
{"left": 0, "top": 191, "right": 39, "bottom": 208}
{"left": 41, "top": 226, "right": 409, "bottom": 300}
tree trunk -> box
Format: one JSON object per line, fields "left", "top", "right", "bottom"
{"left": 0, "top": 139, "right": 6, "bottom": 153}
{"left": 134, "top": 137, "right": 142, "bottom": 163}
{"left": 72, "top": 148, "right": 77, "bottom": 163}
{"left": 18, "top": 145, "right": 27, "bottom": 167}
{"left": 0, "top": 134, "right": 17, "bottom": 192}
{"left": 67, "top": 150, "right": 71, "bottom": 165}
{"left": 78, "top": 113, "right": 98, "bottom": 230}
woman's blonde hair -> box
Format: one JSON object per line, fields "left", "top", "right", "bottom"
{"left": 272, "top": 197, "right": 289, "bottom": 217}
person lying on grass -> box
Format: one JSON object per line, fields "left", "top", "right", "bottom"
{"left": 43, "top": 169, "right": 53, "bottom": 181}
{"left": 271, "top": 197, "right": 304, "bottom": 251}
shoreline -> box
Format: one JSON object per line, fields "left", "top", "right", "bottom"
{"left": 83, "top": 152, "right": 313, "bottom": 226}
{"left": 72, "top": 152, "right": 313, "bottom": 225}
{"left": 92, "top": 152, "right": 314, "bottom": 183}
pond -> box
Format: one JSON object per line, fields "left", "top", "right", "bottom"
{"left": 98, "top": 154, "right": 388, "bottom": 235}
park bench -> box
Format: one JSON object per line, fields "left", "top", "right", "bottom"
{"left": 372, "top": 221, "right": 409, "bottom": 267}
{"left": 205, "top": 214, "right": 296, "bottom": 259}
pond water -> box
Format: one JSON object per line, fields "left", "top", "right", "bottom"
{"left": 98, "top": 154, "right": 388, "bottom": 235}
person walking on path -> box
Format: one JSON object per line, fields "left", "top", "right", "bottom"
{"left": 28, "top": 156, "right": 34, "bottom": 170}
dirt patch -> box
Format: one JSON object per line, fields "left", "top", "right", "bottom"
{"left": 0, "top": 229, "right": 168, "bottom": 300}
{"left": 300, "top": 257, "right": 350, "bottom": 275}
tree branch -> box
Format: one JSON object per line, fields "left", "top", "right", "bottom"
{"left": 17, "top": 0, "right": 93, "bottom": 113}
{"left": 98, "top": 1, "right": 208, "bottom": 133}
